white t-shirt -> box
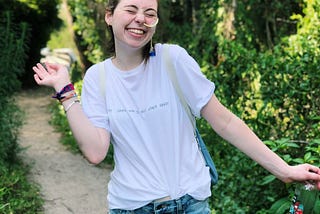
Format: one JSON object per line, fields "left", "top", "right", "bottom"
{"left": 81, "top": 44, "right": 215, "bottom": 210}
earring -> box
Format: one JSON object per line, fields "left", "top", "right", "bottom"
{"left": 149, "top": 38, "right": 156, "bottom": 56}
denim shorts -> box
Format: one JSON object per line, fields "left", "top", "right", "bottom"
{"left": 109, "top": 194, "right": 210, "bottom": 214}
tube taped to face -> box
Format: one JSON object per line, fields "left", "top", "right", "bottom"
{"left": 144, "top": 18, "right": 159, "bottom": 28}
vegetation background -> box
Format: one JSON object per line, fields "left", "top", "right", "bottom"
{"left": 0, "top": 0, "right": 319, "bottom": 213}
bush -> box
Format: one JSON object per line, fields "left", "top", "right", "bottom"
{"left": 0, "top": 0, "right": 61, "bottom": 87}
{"left": 0, "top": 11, "right": 29, "bottom": 165}
{"left": 0, "top": 163, "right": 43, "bottom": 214}
{"left": 199, "top": 0, "right": 320, "bottom": 212}
{"left": 0, "top": 11, "right": 43, "bottom": 213}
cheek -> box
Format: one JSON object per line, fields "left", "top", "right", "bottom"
{"left": 151, "top": 28, "right": 157, "bottom": 36}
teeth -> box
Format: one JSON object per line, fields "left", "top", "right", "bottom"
{"left": 128, "top": 29, "right": 144, "bottom": 34}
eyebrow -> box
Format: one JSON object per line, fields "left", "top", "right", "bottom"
{"left": 124, "top": 5, "right": 157, "bottom": 13}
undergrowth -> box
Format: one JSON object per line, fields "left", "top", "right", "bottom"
{"left": 0, "top": 162, "right": 44, "bottom": 214}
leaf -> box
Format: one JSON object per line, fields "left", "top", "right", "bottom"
{"left": 260, "top": 175, "right": 276, "bottom": 185}
{"left": 292, "top": 158, "right": 304, "bottom": 164}
{"left": 310, "top": 139, "right": 320, "bottom": 145}
{"left": 314, "top": 200, "right": 320, "bottom": 214}
{"left": 286, "top": 143, "right": 300, "bottom": 148}
{"left": 300, "top": 188, "right": 319, "bottom": 214}
{"left": 304, "top": 152, "right": 312, "bottom": 161}
{"left": 269, "top": 197, "right": 291, "bottom": 214}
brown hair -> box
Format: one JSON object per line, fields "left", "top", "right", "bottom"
{"left": 106, "top": 0, "right": 158, "bottom": 61}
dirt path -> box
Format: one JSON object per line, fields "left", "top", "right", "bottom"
{"left": 17, "top": 88, "right": 111, "bottom": 214}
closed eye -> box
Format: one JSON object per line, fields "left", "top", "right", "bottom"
{"left": 125, "top": 9, "right": 136, "bottom": 14}
{"left": 124, "top": 5, "right": 138, "bottom": 14}
{"left": 145, "top": 8, "right": 157, "bottom": 18}
{"left": 145, "top": 13, "right": 157, "bottom": 18}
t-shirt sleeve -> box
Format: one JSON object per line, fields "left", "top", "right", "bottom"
{"left": 169, "top": 45, "right": 215, "bottom": 118}
{"left": 81, "top": 62, "right": 110, "bottom": 131}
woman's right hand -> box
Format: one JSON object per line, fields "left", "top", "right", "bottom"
{"left": 33, "top": 62, "right": 71, "bottom": 92}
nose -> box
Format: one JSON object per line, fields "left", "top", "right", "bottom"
{"left": 134, "top": 13, "right": 145, "bottom": 24}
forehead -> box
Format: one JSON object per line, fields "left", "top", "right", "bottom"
{"left": 117, "top": 0, "right": 158, "bottom": 9}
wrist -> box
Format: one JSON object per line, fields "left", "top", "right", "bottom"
{"left": 52, "top": 83, "right": 75, "bottom": 101}
{"left": 278, "top": 165, "right": 293, "bottom": 183}
{"left": 54, "top": 81, "right": 72, "bottom": 93}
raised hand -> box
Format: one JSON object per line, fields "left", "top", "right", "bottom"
{"left": 33, "top": 62, "right": 71, "bottom": 92}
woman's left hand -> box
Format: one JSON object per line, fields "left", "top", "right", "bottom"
{"left": 286, "top": 164, "right": 320, "bottom": 190}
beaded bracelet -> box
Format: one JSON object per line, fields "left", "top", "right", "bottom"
{"left": 59, "top": 91, "right": 77, "bottom": 103}
{"left": 64, "top": 100, "right": 80, "bottom": 113}
{"left": 52, "top": 83, "right": 75, "bottom": 100}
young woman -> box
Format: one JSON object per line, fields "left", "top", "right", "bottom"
{"left": 33, "top": 0, "right": 320, "bottom": 213}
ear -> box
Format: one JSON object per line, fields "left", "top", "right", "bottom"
{"left": 105, "top": 10, "right": 113, "bottom": 26}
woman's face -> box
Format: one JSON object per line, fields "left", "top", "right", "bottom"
{"left": 105, "top": 0, "right": 158, "bottom": 52}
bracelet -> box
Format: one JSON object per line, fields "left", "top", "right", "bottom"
{"left": 52, "top": 83, "right": 74, "bottom": 100}
{"left": 59, "top": 91, "right": 77, "bottom": 103}
{"left": 64, "top": 100, "right": 80, "bottom": 113}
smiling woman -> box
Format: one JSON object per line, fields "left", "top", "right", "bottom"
{"left": 32, "top": 0, "right": 320, "bottom": 213}
{"left": 105, "top": 0, "right": 159, "bottom": 64}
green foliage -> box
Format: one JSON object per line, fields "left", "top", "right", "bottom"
{"left": 0, "top": 163, "right": 43, "bottom": 214}
{"left": 0, "top": 11, "right": 43, "bottom": 214}
{"left": 0, "top": 0, "right": 61, "bottom": 87}
{"left": 0, "top": 12, "right": 29, "bottom": 95}
{"left": 258, "top": 0, "right": 320, "bottom": 141}
{"left": 0, "top": 11, "right": 28, "bottom": 165}
{"left": 234, "top": 0, "right": 302, "bottom": 49}
{"left": 299, "top": 188, "right": 319, "bottom": 214}
{"left": 67, "top": 0, "right": 108, "bottom": 65}
{"left": 269, "top": 197, "right": 292, "bottom": 214}
{"left": 0, "top": 99, "right": 23, "bottom": 166}
{"left": 192, "top": 0, "right": 320, "bottom": 212}
{"left": 0, "top": 14, "right": 26, "bottom": 164}
{"left": 264, "top": 138, "right": 320, "bottom": 213}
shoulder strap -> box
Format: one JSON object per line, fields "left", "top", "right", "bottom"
{"left": 163, "top": 45, "right": 219, "bottom": 185}
{"left": 99, "top": 61, "right": 106, "bottom": 98}
{"left": 162, "top": 44, "right": 196, "bottom": 130}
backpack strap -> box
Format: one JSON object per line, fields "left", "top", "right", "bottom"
{"left": 98, "top": 61, "right": 106, "bottom": 98}
{"left": 162, "top": 44, "right": 218, "bottom": 185}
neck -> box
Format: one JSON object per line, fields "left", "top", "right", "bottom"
{"left": 112, "top": 45, "right": 144, "bottom": 71}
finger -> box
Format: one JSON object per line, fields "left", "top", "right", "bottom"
{"left": 40, "top": 62, "right": 55, "bottom": 75}
{"left": 32, "top": 65, "right": 41, "bottom": 75}
{"left": 40, "top": 62, "right": 48, "bottom": 71}
{"left": 42, "top": 62, "right": 58, "bottom": 75}
{"left": 307, "top": 169, "right": 320, "bottom": 182}
{"left": 308, "top": 165, "right": 320, "bottom": 175}
{"left": 37, "top": 62, "right": 51, "bottom": 74}
{"left": 34, "top": 74, "right": 44, "bottom": 85}
{"left": 33, "top": 65, "right": 46, "bottom": 80}
{"left": 34, "top": 64, "right": 52, "bottom": 81}
{"left": 317, "top": 181, "right": 320, "bottom": 190}
{"left": 36, "top": 62, "right": 58, "bottom": 78}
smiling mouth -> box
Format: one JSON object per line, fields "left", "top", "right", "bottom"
{"left": 127, "top": 28, "right": 145, "bottom": 35}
